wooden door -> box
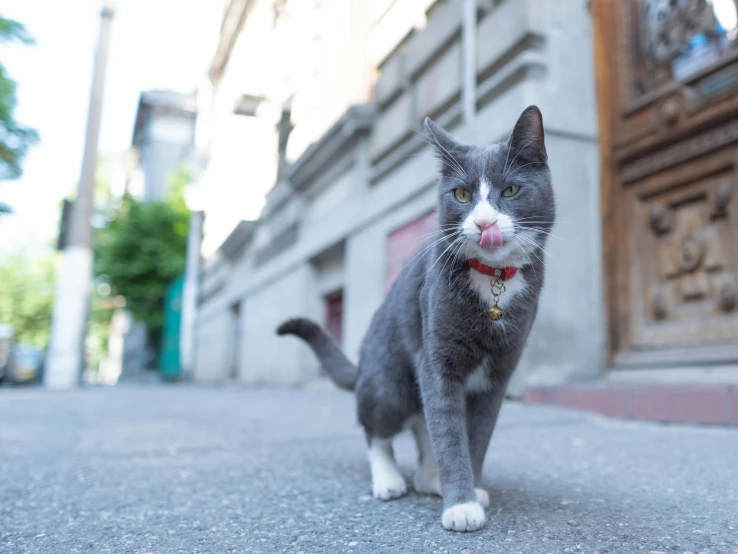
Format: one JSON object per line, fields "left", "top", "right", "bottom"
{"left": 594, "top": 0, "right": 738, "bottom": 367}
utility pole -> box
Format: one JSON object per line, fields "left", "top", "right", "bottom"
{"left": 45, "top": 0, "right": 115, "bottom": 389}
{"left": 179, "top": 201, "right": 204, "bottom": 380}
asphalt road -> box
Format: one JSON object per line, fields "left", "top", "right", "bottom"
{"left": 1, "top": 384, "right": 737, "bottom": 553}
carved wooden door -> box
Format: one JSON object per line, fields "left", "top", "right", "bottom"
{"left": 594, "top": 0, "right": 738, "bottom": 367}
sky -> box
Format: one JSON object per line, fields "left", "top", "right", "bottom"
{"left": 0, "top": 0, "right": 226, "bottom": 259}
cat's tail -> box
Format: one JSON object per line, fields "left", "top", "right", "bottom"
{"left": 276, "top": 318, "right": 357, "bottom": 391}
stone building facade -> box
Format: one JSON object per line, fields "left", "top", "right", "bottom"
{"left": 130, "top": 90, "right": 197, "bottom": 201}
{"left": 192, "top": 0, "right": 601, "bottom": 395}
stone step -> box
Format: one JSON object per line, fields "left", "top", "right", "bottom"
{"left": 523, "top": 384, "right": 738, "bottom": 426}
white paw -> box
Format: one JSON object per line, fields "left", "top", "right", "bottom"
{"left": 441, "top": 501, "right": 486, "bottom": 532}
{"left": 413, "top": 466, "right": 442, "bottom": 496}
{"left": 474, "top": 487, "right": 489, "bottom": 508}
{"left": 372, "top": 472, "right": 407, "bottom": 500}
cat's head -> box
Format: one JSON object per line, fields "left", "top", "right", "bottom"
{"left": 425, "top": 106, "right": 555, "bottom": 269}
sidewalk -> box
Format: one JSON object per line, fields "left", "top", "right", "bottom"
{"left": 1, "top": 385, "right": 736, "bottom": 553}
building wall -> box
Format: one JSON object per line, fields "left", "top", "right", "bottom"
{"left": 238, "top": 263, "right": 319, "bottom": 384}
{"left": 131, "top": 92, "right": 197, "bottom": 202}
{"left": 139, "top": 113, "right": 195, "bottom": 200}
{"left": 197, "top": 0, "right": 375, "bottom": 257}
{"left": 194, "top": 309, "right": 232, "bottom": 382}
{"left": 195, "top": 0, "right": 603, "bottom": 393}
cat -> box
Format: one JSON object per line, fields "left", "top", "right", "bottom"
{"left": 277, "top": 106, "right": 554, "bottom": 532}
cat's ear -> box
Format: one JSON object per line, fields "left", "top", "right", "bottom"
{"left": 507, "top": 106, "right": 547, "bottom": 164}
{"left": 424, "top": 118, "right": 466, "bottom": 176}
{"left": 424, "top": 118, "right": 460, "bottom": 152}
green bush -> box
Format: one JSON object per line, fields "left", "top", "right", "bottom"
{"left": 94, "top": 194, "right": 189, "bottom": 349}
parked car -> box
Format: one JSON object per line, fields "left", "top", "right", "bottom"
{"left": 8, "top": 345, "right": 45, "bottom": 385}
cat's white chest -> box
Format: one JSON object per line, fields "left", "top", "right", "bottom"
{"left": 468, "top": 268, "right": 527, "bottom": 313}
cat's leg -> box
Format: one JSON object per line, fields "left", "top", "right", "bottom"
{"left": 412, "top": 414, "right": 487, "bottom": 504}
{"left": 409, "top": 415, "right": 441, "bottom": 496}
{"left": 356, "top": 352, "right": 419, "bottom": 501}
{"left": 366, "top": 435, "right": 407, "bottom": 500}
{"left": 357, "top": 374, "right": 415, "bottom": 501}
{"left": 465, "top": 387, "right": 506, "bottom": 509}
{"left": 418, "top": 364, "right": 486, "bottom": 532}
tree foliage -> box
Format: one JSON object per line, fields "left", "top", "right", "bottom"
{"left": 0, "top": 252, "right": 56, "bottom": 347}
{"left": 0, "top": 15, "right": 38, "bottom": 181}
{"left": 94, "top": 193, "right": 189, "bottom": 348}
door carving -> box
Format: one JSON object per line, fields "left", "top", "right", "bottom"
{"left": 594, "top": 0, "right": 738, "bottom": 366}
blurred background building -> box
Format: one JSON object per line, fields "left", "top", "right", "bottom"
{"left": 189, "top": 0, "right": 738, "bottom": 399}
{"left": 104, "top": 90, "right": 198, "bottom": 381}
{"left": 191, "top": 0, "right": 600, "bottom": 392}
{"left": 130, "top": 90, "right": 197, "bottom": 200}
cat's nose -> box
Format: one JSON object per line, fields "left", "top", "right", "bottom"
{"left": 478, "top": 222, "right": 503, "bottom": 248}
{"left": 476, "top": 221, "right": 497, "bottom": 232}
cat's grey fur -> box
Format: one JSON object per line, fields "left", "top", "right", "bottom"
{"left": 277, "top": 106, "right": 554, "bottom": 532}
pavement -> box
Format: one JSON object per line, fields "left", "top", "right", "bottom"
{"left": 1, "top": 385, "right": 737, "bottom": 554}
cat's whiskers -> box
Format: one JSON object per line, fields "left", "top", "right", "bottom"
{"left": 397, "top": 225, "right": 461, "bottom": 249}
{"left": 509, "top": 237, "right": 537, "bottom": 281}
{"left": 517, "top": 226, "right": 568, "bottom": 244}
{"left": 420, "top": 235, "right": 466, "bottom": 293}
{"left": 422, "top": 138, "right": 468, "bottom": 181}
{"left": 501, "top": 142, "right": 512, "bottom": 180}
{"left": 414, "top": 151, "right": 466, "bottom": 182}
{"left": 438, "top": 238, "right": 461, "bottom": 291}
{"left": 512, "top": 230, "right": 547, "bottom": 255}
{"left": 504, "top": 160, "right": 545, "bottom": 180}
{"left": 413, "top": 131, "right": 468, "bottom": 181}
{"left": 511, "top": 236, "right": 543, "bottom": 272}
{"left": 513, "top": 233, "right": 564, "bottom": 275}
{"left": 404, "top": 230, "right": 462, "bottom": 281}
{"left": 513, "top": 216, "right": 563, "bottom": 226}
{"left": 442, "top": 236, "right": 469, "bottom": 289}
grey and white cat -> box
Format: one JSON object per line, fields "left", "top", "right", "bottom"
{"left": 277, "top": 106, "right": 554, "bottom": 533}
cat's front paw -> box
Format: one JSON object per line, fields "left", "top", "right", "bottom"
{"left": 372, "top": 472, "right": 408, "bottom": 500}
{"left": 441, "top": 501, "right": 486, "bottom": 532}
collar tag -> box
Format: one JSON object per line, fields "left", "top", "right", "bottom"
{"left": 467, "top": 259, "right": 518, "bottom": 281}
{"left": 467, "top": 259, "right": 518, "bottom": 320}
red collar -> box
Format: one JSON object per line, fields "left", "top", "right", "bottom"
{"left": 467, "top": 259, "right": 518, "bottom": 280}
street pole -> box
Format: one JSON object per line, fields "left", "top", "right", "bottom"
{"left": 180, "top": 209, "right": 203, "bottom": 380}
{"left": 45, "top": 0, "right": 115, "bottom": 389}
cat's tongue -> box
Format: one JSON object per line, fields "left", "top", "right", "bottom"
{"left": 480, "top": 223, "right": 503, "bottom": 248}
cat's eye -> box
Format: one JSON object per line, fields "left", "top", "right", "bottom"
{"left": 502, "top": 185, "right": 520, "bottom": 197}
{"left": 453, "top": 188, "right": 473, "bottom": 203}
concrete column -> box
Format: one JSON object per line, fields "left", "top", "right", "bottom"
{"left": 180, "top": 210, "right": 203, "bottom": 379}
{"left": 343, "top": 229, "right": 385, "bottom": 363}
{"left": 462, "top": 0, "right": 477, "bottom": 123}
{"left": 46, "top": 0, "right": 115, "bottom": 389}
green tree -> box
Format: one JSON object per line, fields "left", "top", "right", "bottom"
{"left": 94, "top": 193, "right": 189, "bottom": 351}
{"left": 86, "top": 281, "right": 117, "bottom": 374}
{"left": 0, "top": 16, "right": 39, "bottom": 183}
{"left": 165, "top": 161, "right": 192, "bottom": 212}
{"left": 0, "top": 252, "right": 56, "bottom": 347}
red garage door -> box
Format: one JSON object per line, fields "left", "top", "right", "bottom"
{"left": 385, "top": 211, "right": 438, "bottom": 292}
{"left": 324, "top": 290, "right": 344, "bottom": 345}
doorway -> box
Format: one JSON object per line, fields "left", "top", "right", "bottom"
{"left": 593, "top": 0, "right": 738, "bottom": 367}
